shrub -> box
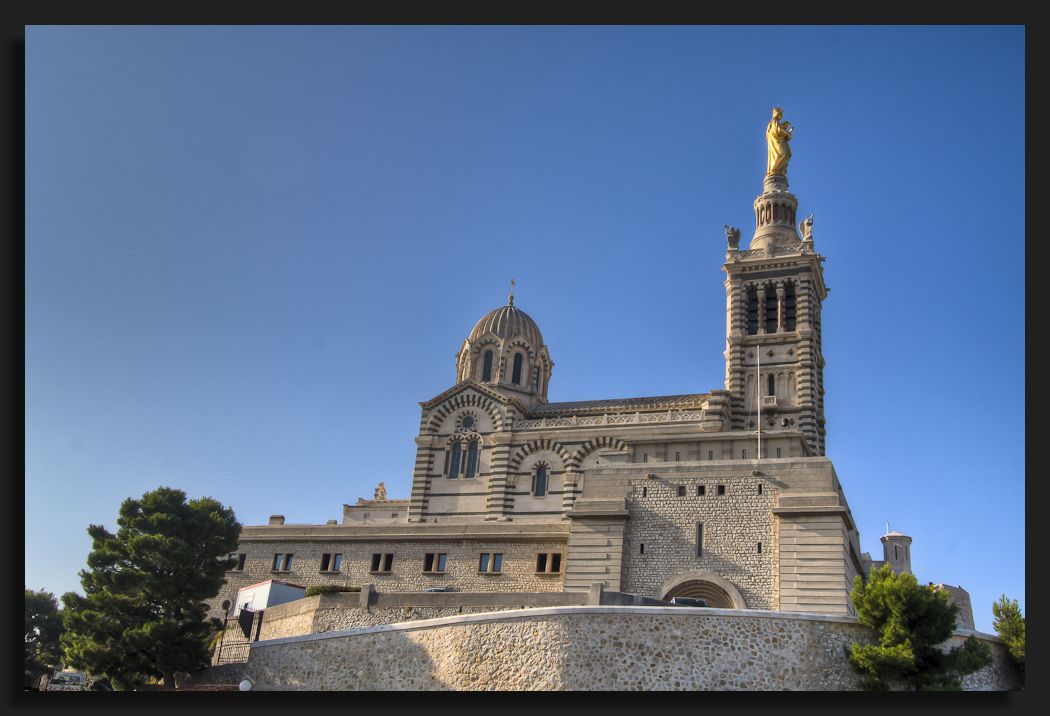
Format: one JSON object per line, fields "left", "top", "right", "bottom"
{"left": 847, "top": 565, "right": 991, "bottom": 690}
{"left": 304, "top": 585, "right": 360, "bottom": 597}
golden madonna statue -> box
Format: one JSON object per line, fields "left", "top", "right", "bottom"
{"left": 766, "top": 107, "right": 793, "bottom": 176}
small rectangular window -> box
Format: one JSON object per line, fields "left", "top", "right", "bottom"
{"left": 423, "top": 553, "right": 448, "bottom": 573}
{"left": 479, "top": 553, "right": 489, "bottom": 572}
{"left": 708, "top": 450, "right": 714, "bottom": 460}
{"left": 776, "top": 447, "right": 782, "bottom": 458}
{"left": 272, "top": 553, "right": 293, "bottom": 571}
{"left": 758, "top": 542, "right": 763, "bottom": 554}
{"left": 320, "top": 553, "right": 343, "bottom": 572}
{"left": 535, "top": 552, "right": 561, "bottom": 573}
{"left": 742, "top": 449, "right": 747, "bottom": 459}
{"left": 231, "top": 553, "right": 246, "bottom": 571}
{"left": 642, "top": 453, "right": 648, "bottom": 463}
{"left": 371, "top": 553, "right": 393, "bottom": 573}
{"left": 696, "top": 523, "right": 704, "bottom": 558}
{"left": 478, "top": 553, "right": 503, "bottom": 573}
{"left": 697, "top": 485, "right": 705, "bottom": 496}
{"left": 717, "top": 485, "right": 726, "bottom": 495}
{"left": 677, "top": 485, "right": 686, "bottom": 497}
{"left": 757, "top": 484, "right": 763, "bottom": 495}
{"left": 675, "top": 451, "right": 680, "bottom": 462}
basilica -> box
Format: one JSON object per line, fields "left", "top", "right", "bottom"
{"left": 209, "top": 110, "right": 927, "bottom": 622}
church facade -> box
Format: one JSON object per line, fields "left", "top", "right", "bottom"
{"left": 210, "top": 112, "right": 912, "bottom": 621}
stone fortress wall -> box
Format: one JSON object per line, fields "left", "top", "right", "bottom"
{"left": 622, "top": 473, "right": 778, "bottom": 609}
{"left": 241, "top": 606, "right": 1021, "bottom": 691}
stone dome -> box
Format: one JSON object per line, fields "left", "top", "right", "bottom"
{"left": 468, "top": 302, "right": 544, "bottom": 346}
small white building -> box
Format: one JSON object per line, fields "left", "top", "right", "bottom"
{"left": 233, "top": 579, "right": 306, "bottom": 616}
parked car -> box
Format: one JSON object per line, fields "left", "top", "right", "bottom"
{"left": 670, "top": 597, "right": 708, "bottom": 607}
{"left": 45, "top": 671, "right": 87, "bottom": 691}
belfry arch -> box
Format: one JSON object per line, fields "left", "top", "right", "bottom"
{"left": 659, "top": 572, "right": 746, "bottom": 609}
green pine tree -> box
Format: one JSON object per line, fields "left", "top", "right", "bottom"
{"left": 25, "top": 588, "right": 65, "bottom": 687}
{"left": 60, "top": 487, "right": 240, "bottom": 690}
{"left": 847, "top": 564, "right": 991, "bottom": 690}
{"left": 992, "top": 595, "right": 1024, "bottom": 678}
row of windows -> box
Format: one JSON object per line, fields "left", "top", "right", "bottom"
{"left": 480, "top": 349, "right": 525, "bottom": 385}
{"left": 641, "top": 484, "right": 751, "bottom": 498}
{"left": 641, "top": 447, "right": 783, "bottom": 462}
{"left": 637, "top": 526, "right": 763, "bottom": 556}
{"left": 231, "top": 551, "right": 564, "bottom": 575}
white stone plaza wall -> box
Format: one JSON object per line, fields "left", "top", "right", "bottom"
{"left": 242, "top": 606, "right": 1020, "bottom": 691}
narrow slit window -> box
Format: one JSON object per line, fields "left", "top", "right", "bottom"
{"left": 642, "top": 486, "right": 647, "bottom": 498}
{"left": 758, "top": 484, "right": 763, "bottom": 495}
{"left": 533, "top": 464, "right": 548, "bottom": 497}
{"left": 768, "top": 374, "right": 775, "bottom": 396}
{"left": 758, "top": 542, "right": 763, "bottom": 554}
{"left": 465, "top": 439, "right": 479, "bottom": 478}
{"left": 639, "top": 543, "right": 645, "bottom": 555}
{"left": 448, "top": 442, "right": 461, "bottom": 479}
{"left": 482, "top": 350, "right": 493, "bottom": 381}
{"left": 696, "top": 523, "right": 704, "bottom": 557}
{"left": 512, "top": 353, "right": 523, "bottom": 385}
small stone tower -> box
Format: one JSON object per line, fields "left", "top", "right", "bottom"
{"left": 722, "top": 112, "right": 828, "bottom": 456}
{"left": 880, "top": 530, "right": 913, "bottom": 575}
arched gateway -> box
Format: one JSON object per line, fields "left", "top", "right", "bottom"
{"left": 660, "top": 572, "right": 746, "bottom": 609}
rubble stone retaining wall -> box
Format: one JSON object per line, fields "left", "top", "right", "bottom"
{"left": 242, "top": 606, "right": 1020, "bottom": 691}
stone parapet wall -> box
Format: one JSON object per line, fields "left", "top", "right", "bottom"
{"left": 254, "top": 591, "right": 589, "bottom": 640}
{"left": 243, "top": 606, "right": 1020, "bottom": 691}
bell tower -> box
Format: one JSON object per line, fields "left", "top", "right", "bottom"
{"left": 721, "top": 109, "right": 828, "bottom": 457}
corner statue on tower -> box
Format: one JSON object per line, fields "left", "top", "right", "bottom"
{"left": 766, "top": 107, "right": 793, "bottom": 177}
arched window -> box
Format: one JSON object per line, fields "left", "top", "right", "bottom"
{"left": 465, "top": 439, "right": 479, "bottom": 478}
{"left": 512, "top": 353, "right": 523, "bottom": 385}
{"left": 448, "top": 442, "right": 461, "bottom": 479}
{"left": 532, "top": 463, "right": 548, "bottom": 497}
{"left": 481, "top": 350, "right": 493, "bottom": 382}
{"left": 767, "top": 374, "right": 775, "bottom": 397}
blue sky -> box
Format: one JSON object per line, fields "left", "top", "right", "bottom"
{"left": 25, "top": 26, "right": 1024, "bottom": 633}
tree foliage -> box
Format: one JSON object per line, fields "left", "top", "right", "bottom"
{"left": 847, "top": 564, "right": 991, "bottom": 690}
{"left": 992, "top": 595, "right": 1024, "bottom": 676}
{"left": 60, "top": 487, "right": 240, "bottom": 690}
{"left": 25, "top": 588, "right": 64, "bottom": 685}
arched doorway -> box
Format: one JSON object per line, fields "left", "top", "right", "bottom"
{"left": 659, "top": 571, "right": 746, "bottom": 609}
